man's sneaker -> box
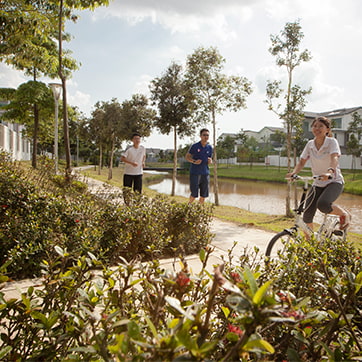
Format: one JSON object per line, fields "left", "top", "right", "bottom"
{"left": 339, "top": 212, "right": 351, "bottom": 230}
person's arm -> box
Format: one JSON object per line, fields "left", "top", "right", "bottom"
{"left": 186, "top": 152, "right": 202, "bottom": 165}
{"left": 286, "top": 158, "right": 307, "bottom": 178}
{"left": 327, "top": 153, "right": 339, "bottom": 175}
{"left": 121, "top": 155, "right": 137, "bottom": 167}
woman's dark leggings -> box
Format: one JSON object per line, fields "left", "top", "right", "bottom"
{"left": 303, "top": 182, "right": 343, "bottom": 223}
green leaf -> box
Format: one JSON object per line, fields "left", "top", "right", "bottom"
{"left": 243, "top": 267, "right": 257, "bottom": 296}
{"left": 145, "top": 316, "right": 159, "bottom": 340}
{"left": 54, "top": 245, "right": 64, "bottom": 256}
{"left": 243, "top": 339, "right": 275, "bottom": 353}
{"left": 287, "top": 348, "right": 302, "bottom": 361}
{"left": 355, "top": 271, "right": 362, "bottom": 293}
{"left": 199, "top": 340, "right": 217, "bottom": 354}
{"left": 0, "top": 346, "right": 12, "bottom": 359}
{"left": 176, "top": 327, "right": 198, "bottom": 351}
{"left": 252, "top": 280, "right": 273, "bottom": 306}
{"left": 127, "top": 320, "right": 140, "bottom": 339}
{"left": 221, "top": 306, "right": 230, "bottom": 318}
{"left": 199, "top": 248, "right": 206, "bottom": 262}
{"left": 165, "top": 296, "right": 195, "bottom": 321}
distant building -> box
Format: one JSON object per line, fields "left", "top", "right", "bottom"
{"left": 303, "top": 106, "right": 362, "bottom": 154}
{"left": 0, "top": 100, "right": 31, "bottom": 161}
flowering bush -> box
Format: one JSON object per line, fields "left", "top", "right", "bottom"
{"left": 1, "top": 237, "right": 361, "bottom": 361}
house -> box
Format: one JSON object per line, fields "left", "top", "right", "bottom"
{"left": 0, "top": 100, "right": 31, "bottom": 161}
{"left": 219, "top": 126, "right": 285, "bottom": 150}
{"left": 303, "top": 106, "right": 362, "bottom": 154}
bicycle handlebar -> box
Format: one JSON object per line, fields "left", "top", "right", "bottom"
{"left": 288, "top": 174, "right": 333, "bottom": 182}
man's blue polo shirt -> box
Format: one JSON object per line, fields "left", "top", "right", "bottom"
{"left": 188, "top": 141, "right": 213, "bottom": 175}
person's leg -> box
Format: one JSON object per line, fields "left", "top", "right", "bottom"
{"left": 123, "top": 174, "right": 133, "bottom": 188}
{"left": 316, "top": 183, "right": 351, "bottom": 229}
{"left": 303, "top": 186, "right": 323, "bottom": 231}
{"left": 199, "top": 175, "right": 209, "bottom": 204}
{"left": 133, "top": 175, "right": 143, "bottom": 193}
{"left": 189, "top": 174, "right": 199, "bottom": 203}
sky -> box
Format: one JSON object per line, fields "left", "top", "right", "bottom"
{"left": 1, "top": 0, "right": 362, "bottom": 149}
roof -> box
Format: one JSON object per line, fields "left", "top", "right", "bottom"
{"left": 304, "top": 106, "right": 362, "bottom": 119}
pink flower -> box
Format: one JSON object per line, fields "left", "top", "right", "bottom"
{"left": 228, "top": 324, "right": 244, "bottom": 336}
{"left": 176, "top": 271, "right": 190, "bottom": 288}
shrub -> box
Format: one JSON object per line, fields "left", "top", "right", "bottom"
{"left": 0, "top": 152, "right": 213, "bottom": 279}
{"left": 1, "top": 236, "right": 361, "bottom": 361}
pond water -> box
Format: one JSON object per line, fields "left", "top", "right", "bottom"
{"left": 148, "top": 174, "right": 362, "bottom": 234}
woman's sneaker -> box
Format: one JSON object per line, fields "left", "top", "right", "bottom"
{"left": 339, "top": 211, "right": 351, "bottom": 230}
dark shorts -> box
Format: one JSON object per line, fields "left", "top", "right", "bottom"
{"left": 123, "top": 174, "right": 143, "bottom": 193}
{"left": 190, "top": 174, "right": 210, "bottom": 198}
{"left": 303, "top": 182, "right": 343, "bottom": 223}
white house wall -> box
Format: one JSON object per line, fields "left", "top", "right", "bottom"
{"left": 0, "top": 123, "right": 31, "bottom": 161}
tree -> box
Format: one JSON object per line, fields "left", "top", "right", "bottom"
{"left": 265, "top": 20, "right": 312, "bottom": 216}
{"left": 120, "top": 94, "right": 156, "bottom": 140}
{"left": 102, "top": 99, "right": 123, "bottom": 180}
{"left": 185, "top": 46, "right": 252, "bottom": 205}
{"left": 1, "top": 0, "right": 77, "bottom": 168}
{"left": 150, "top": 62, "right": 196, "bottom": 196}
{"left": 54, "top": 0, "right": 109, "bottom": 176}
{"left": 0, "top": 81, "right": 53, "bottom": 167}
{"left": 347, "top": 111, "right": 362, "bottom": 175}
{"left": 89, "top": 103, "right": 107, "bottom": 174}
{"left": 216, "top": 135, "right": 236, "bottom": 166}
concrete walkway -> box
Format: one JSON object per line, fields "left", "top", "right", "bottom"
{"left": 2, "top": 219, "right": 274, "bottom": 300}
{"left": 2, "top": 172, "right": 275, "bottom": 300}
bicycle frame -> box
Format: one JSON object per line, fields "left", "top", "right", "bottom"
{"left": 288, "top": 176, "right": 342, "bottom": 240}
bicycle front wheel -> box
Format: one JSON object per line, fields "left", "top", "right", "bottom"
{"left": 265, "top": 230, "right": 296, "bottom": 258}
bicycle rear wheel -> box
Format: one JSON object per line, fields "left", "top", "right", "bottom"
{"left": 265, "top": 230, "right": 296, "bottom": 258}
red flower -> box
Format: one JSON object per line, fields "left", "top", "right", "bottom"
{"left": 281, "top": 310, "right": 304, "bottom": 320}
{"left": 230, "top": 272, "right": 241, "bottom": 283}
{"left": 228, "top": 324, "right": 244, "bottom": 336}
{"left": 176, "top": 271, "right": 190, "bottom": 288}
{"left": 1, "top": 205, "right": 9, "bottom": 209}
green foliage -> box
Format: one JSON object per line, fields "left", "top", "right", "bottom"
{"left": 1, "top": 151, "right": 362, "bottom": 360}
{"left": 266, "top": 20, "right": 312, "bottom": 173}
{"left": 1, "top": 232, "right": 362, "bottom": 360}
{"left": 0, "top": 152, "right": 212, "bottom": 279}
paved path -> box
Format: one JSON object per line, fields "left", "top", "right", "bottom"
{"left": 2, "top": 173, "right": 275, "bottom": 300}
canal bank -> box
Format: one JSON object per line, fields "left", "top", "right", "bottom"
{"left": 148, "top": 174, "right": 362, "bottom": 235}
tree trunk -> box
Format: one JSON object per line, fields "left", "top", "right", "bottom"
{"left": 212, "top": 110, "right": 219, "bottom": 206}
{"left": 108, "top": 136, "right": 114, "bottom": 180}
{"left": 58, "top": 0, "right": 71, "bottom": 177}
{"left": 98, "top": 144, "right": 102, "bottom": 175}
{"left": 171, "top": 126, "right": 177, "bottom": 196}
{"left": 31, "top": 103, "right": 39, "bottom": 168}
{"left": 285, "top": 68, "right": 293, "bottom": 217}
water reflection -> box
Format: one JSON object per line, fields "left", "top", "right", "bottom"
{"left": 148, "top": 175, "right": 362, "bottom": 234}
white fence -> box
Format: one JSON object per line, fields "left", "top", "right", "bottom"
{"left": 265, "top": 155, "right": 362, "bottom": 170}
{"left": 0, "top": 123, "right": 31, "bottom": 161}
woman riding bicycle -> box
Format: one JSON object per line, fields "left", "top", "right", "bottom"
{"left": 287, "top": 116, "right": 351, "bottom": 233}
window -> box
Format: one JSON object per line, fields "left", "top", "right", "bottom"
{"left": 331, "top": 118, "right": 342, "bottom": 129}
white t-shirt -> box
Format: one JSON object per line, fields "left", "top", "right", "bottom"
{"left": 300, "top": 137, "right": 344, "bottom": 187}
{"left": 123, "top": 145, "right": 146, "bottom": 175}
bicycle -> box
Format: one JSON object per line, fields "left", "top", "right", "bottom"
{"left": 265, "top": 175, "right": 346, "bottom": 258}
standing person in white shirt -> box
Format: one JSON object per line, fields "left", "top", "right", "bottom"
{"left": 287, "top": 116, "right": 351, "bottom": 231}
{"left": 121, "top": 133, "right": 146, "bottom": 193}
